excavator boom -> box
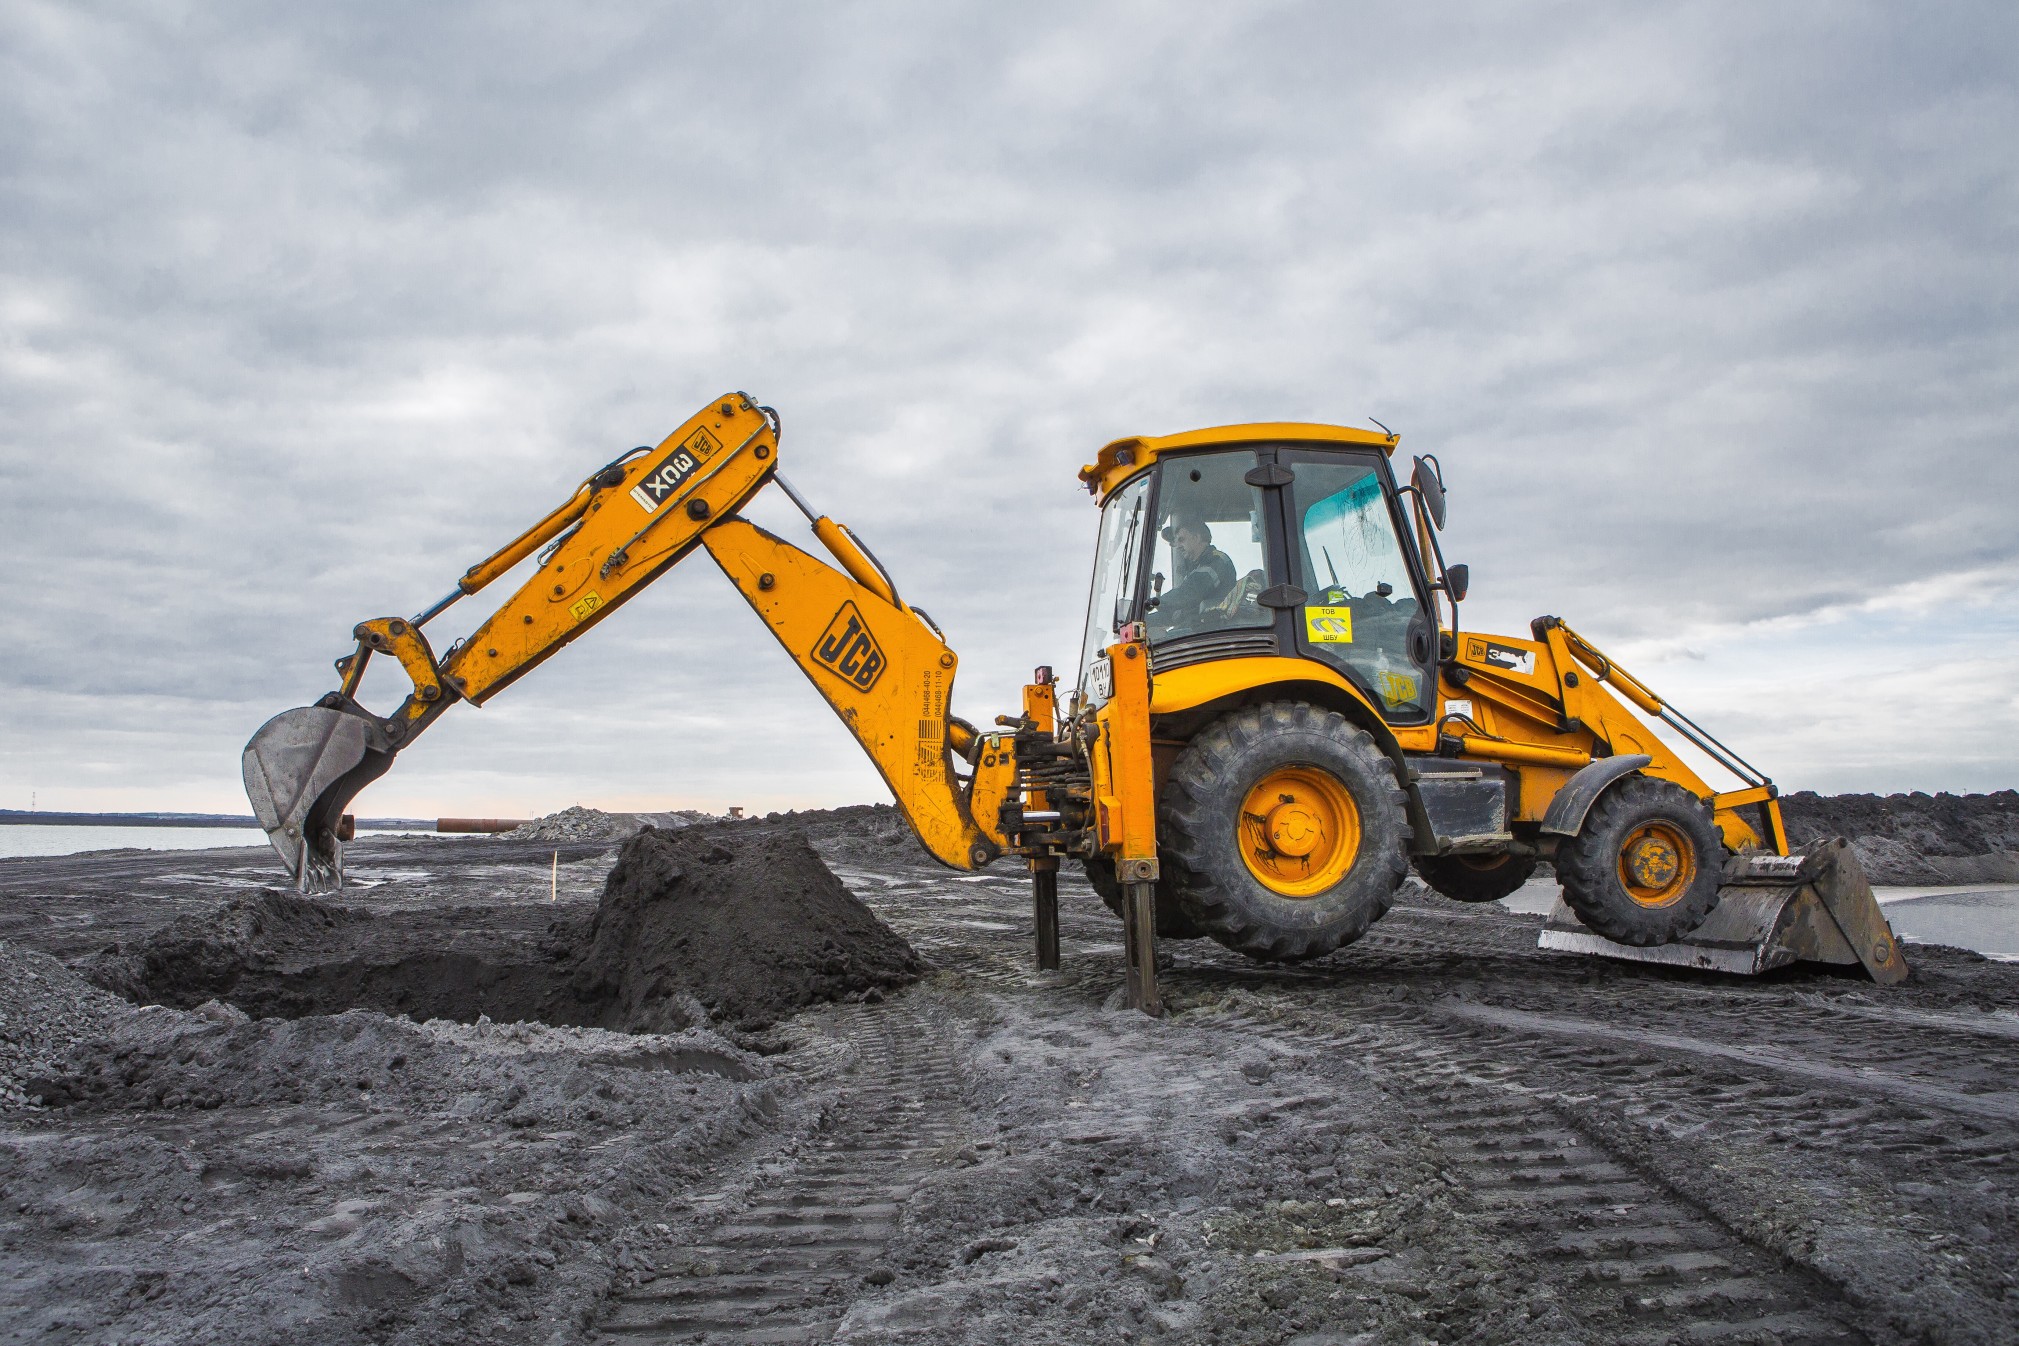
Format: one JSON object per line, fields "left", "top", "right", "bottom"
{"left": 243, "top": 393, "right": 1000, "bottom": 888}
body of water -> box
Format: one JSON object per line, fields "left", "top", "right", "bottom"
{"left": 0, "top": 825, "right": 442, "bottom": 859}
{"left": 1499, "top": 878, "right": 2019, "bottom": 960}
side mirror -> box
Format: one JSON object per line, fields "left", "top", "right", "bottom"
{"left": 1444, "top": 563, "right": 1469, "bottom": 602}
{"left": 1411, "top": 455, "right": 1446, "bottom": 530}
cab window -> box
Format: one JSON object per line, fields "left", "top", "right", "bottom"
{"left": 1145, "top": 452, "right": 1271, "bottom": 645}
{"left": 1289, "top": 457, "right": 1432, "bottom": 717}
{"left": 1078, "top": 472, "right": 1151, "bottom": 697}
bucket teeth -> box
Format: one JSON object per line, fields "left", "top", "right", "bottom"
{"left": 241, "top": 706, "right": 394, "bottom": 892}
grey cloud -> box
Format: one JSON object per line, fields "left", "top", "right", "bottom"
{"left": 3, "top": 1, "right": 2015, "bottom": 812}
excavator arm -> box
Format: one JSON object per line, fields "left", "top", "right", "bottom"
{"left": 243, "top": 392, "right": 1002, "bottom": 889}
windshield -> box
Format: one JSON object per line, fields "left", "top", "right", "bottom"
{"left": 1078, "top": 473, "right": 1151, "bottom": 701}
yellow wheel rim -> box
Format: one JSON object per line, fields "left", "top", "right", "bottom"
{"left": 1238, "top": 766, "right": 1361, "bottom": 898}
{"left": 1617, "top": 821, "right": 1696, "bottom": 908}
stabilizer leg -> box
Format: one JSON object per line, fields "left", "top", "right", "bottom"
{"left": 1122, "top": 879, "right": 1163, "bottom": 1016}
{"left": 1031, "top": 859, "right": 1060, "bottom": 971}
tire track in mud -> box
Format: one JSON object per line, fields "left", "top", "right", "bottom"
{"left": 912, "top": 881, "right": 1875, "bottom": 1340}
{"left": 602, "top": 1001, "right": 970, "bottom": 1344}
{"left": 847, "top": 864, "right": 2018, "bottom": 1340}
{"left": 1212, "top": 1003, "right": 1876, "bottom": 1345}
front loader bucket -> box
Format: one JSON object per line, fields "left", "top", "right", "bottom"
{"left": 1538, "top": 838, "right": 1908, "bottom": 984}
{"left": 242, "top": 705, "right": 395, "bottom": 891}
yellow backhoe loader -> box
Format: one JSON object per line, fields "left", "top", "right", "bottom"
{"left": 244, "top": 393, "right": 1906, "bottom": 1013}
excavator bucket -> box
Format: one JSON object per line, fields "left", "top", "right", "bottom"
{"left": 242, "top": 705, "right": 395, "bottom": 891}
{"left": 1538, "top": 838, "right": 1908, "bottom": 984}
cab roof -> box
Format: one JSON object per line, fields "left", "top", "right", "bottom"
{"left": 1079, "top": 421, "right": 1400, "bottom": 503}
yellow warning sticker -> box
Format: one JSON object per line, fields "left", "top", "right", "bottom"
{"left": 1304, "top": 606, "right": 1353, "bottom": 644}
{"left": 570, "top": 592, "right": 604, "bottom": 622}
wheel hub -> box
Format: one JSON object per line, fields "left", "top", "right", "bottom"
{"left": 1264, "top": 799, "right": 1323, "bottom": 857}
{"left": 1238, "top": 766, "right": 1362, "bottom": 898}
{"left": 1616, "top": 820, "right": 1695, "bottom": 908}
{"left": 1626, "top": 836, "right": 1678, "bottom": 888}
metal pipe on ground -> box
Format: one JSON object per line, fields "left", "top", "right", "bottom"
{"left": 437, "top": 818, "right": 531, "bottom": 833}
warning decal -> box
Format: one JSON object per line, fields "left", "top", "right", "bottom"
{"left": 1304, "top": 605, "right": 1354, "bottom": 644}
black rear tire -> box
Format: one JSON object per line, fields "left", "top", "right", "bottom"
{"left": 1083, "top": 856, "right": 1208, "bottom": 940}
{"left": 1161, "top": 701, "right": 1410, "bottom": 962}
{"left": 1556, "top": 775, "right": 1723, "bottom": 946}
{"left": 1414, "top": 852, "right": 1538, "bottom": 903}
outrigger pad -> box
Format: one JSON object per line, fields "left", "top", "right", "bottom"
{"left": 1538, "top": 838, "right": 1907, "bottom": 984}
{"left": 242, "top": 706, "right": 379, "bottom": 891}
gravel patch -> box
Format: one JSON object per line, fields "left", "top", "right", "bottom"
{"left": 0, "top": 941, "right": 131, "bottom": 1110}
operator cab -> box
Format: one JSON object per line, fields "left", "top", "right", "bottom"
{"left": 1078, "top": 428, "right": 1439, "bottom": 724}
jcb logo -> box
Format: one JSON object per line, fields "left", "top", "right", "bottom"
{"left": 813, "top": 602, "right": 885, "bottom": 691}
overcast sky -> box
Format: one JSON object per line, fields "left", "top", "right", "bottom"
{"left": 3, "top": 1, "right": 2015, "bottom": 821}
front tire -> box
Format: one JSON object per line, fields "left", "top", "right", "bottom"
{"left": 1415, "top": 852, "right": 1538, "bottom": 903}
{"left": 1161, "top": 702, "right": 1410, "bottom": 962}
{"left": 1556, "top": 775, "right": 1723, "bottom": 946}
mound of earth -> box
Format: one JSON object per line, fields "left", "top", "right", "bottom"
{"left": 75, "top": 830, "right": 922, "bottom": 1036}
{"left": 743, "top": 802, "right": 936, "bottom": 867}
{"left": 502, "top": 805, "right": 713, "bottom": 845}
{"left": 570, "top": 827, "right": 924, "bottom": 1032}
{"left": 78, "top": 890, "right": 370, "bottom": 1008}
{"left": 38, "top": 1002, "right": 762, "bottom": 1121}
{"left": 0, "top": 942, "right": 131, "bottom": 1109}
{"left": 1781, "top": 790, "right": 2019, "bottom": 884}
{"left": 9, "top": 1001, "right": 777, "bottom": 1346}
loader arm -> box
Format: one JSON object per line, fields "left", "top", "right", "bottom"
{"left": 243, "top": 392, "right": 1000, "bottom": 888}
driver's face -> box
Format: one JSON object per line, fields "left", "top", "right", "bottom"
{"left": 1175, "top": 527, "right": 1205, "bottom": 562}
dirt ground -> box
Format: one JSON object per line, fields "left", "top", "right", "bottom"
{"left": 1, "top": 806, "right": 2016, "bottom": 1345}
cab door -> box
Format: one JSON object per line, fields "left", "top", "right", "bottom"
{"left": 1275, "top": 449, "right": 1437, "bottom": 724}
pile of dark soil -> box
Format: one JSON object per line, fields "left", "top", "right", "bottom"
{"left": 79, "top": 829, "right": 922, "bottom": 1036}
{"left": 79, "top": 889, "right": 575, "bottom": 1026}
{"left": 0, "top": 942, "right": 130, "bottom": 1108}
{"left": 570, "top": 827, "right": 923, "bottom": 1032}
{"left": 79, "top": 890, "right": 370, "bottom": 1007}
{"left": 1781, "top": 790, "right": 2019, "bottom": 884}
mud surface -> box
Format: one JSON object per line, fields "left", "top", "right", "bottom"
{"left": 1782, "top": 790, "right": 2019, "bottom": 883}
{"left": 0, "top": 804, "right": 2015, "bottom": 1344}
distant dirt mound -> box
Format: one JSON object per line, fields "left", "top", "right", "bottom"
{"left": 571, "top": 828, "right": 924, "bottom": 1032}
{"left": 502, "top": 806, "right": 714, "bottom": 845}
{"left": 503, "top": 806, "right": 645, "bottom": 844}
{"left": 1781, "top": 790, "right": 2019, "bottom": 885}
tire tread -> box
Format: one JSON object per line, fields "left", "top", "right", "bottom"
{"left": 1160, "top": 701, "right": 1410, "bottom": 962}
